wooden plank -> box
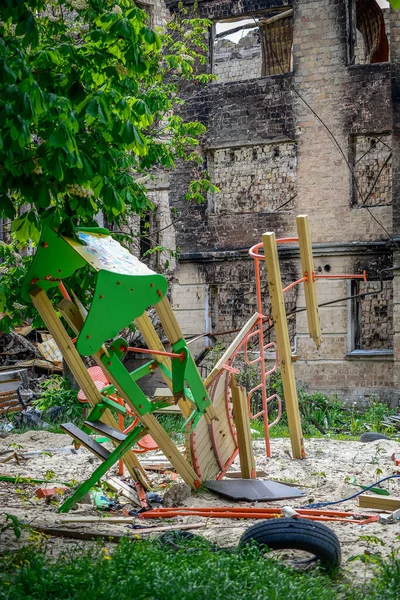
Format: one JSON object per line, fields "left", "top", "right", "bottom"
{"left": 0, "top": 405, "right": 24, "bottom": 415}
{"left": 262, "top": 233, "right": 304, "bottom": 459}
{"left": 226, "top": 470, "right": 267, "bottom": 478}
{"left": 42, "top": 294, "right": 149, "bottom": 488}
{"left": 153, "top": 405, "right": 181, "bottom": 414}
{"left": 204, "top": 313, "right": 259, "bottom": 387}
{"left": 155, "top": 297, "right": 183, "bottom": 343}
{"left": 135, "top": 312, "right": 193, "bottom": 419}
{"left": 358, "top": 494, "right": 400, "bottom": 511}
{"left": 154, "top": 387, "right": 173, "bottom": 397}
{"left": 296, "top": 215, "right": 321, "bottom": 348}
{"left": 84, "top": 420, "right": 127, "bottom": 443}
{"left": 105, "top": 477, "right": 140, "bottom": 504}
{"left": 28, "top": 524, "right": 206, "bottom": 542}
{"left": 57, "top": 520, "right": 207, "bottom": 535}
{"left": 60, "top": 423, "right": 111, "bottom": 461}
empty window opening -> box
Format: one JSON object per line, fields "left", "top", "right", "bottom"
{"left": 349, "top": 0, "right": 390, "bottom": 65}
{"left": 350, "top": 133, "right": 392, "bottom": 206}
{"left": 212, "top": 9, "right": 293, "bottom": 84}
{"left": 351, "top": 279, "right": 393, "bottom": 350}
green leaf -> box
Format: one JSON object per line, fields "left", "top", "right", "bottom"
{"left": 49, "top": 125, "right": 70, "bottom": 150}
{"left": 389, "top": 0, "right": 400, "bottom": 8}
{"left": 0, "top": 195, "right": 16, "bottom": 219}
{"left": 16, "top": 12, "right": 39, "bottom": 47}
{"left": 142, "top": 27, "right": 157, "bottom": 46}
{"left": 0, "top": 59, "right": 17, "bottom": 84}
{"left": 0, "top": 292, "right": 6, "bottom": 313}
{"left": 11, "top": 211, "right": 41, "bottom": 244}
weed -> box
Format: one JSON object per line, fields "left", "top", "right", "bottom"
{"left": 0, "top": 538, "right": 399, "bottom": 600}
{"left": 32, "top": 375, "right": 81, "bottom": 422}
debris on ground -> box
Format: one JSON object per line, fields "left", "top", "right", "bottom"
{"left": 163, "top": 483, "right": 191, "bottom": 508}
{"left": 1, "top": 433, "right": 400, "bottom": 579}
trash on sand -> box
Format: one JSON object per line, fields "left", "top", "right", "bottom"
{"left": 35, "top": 487, "right": 68, "bottom": 499}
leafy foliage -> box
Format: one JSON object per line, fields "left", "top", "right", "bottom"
{"left": 0, "top": 0, "right": 216, "bottom": 244}
{"left": 33, "top": 375, "right": 81, "bottom": 421}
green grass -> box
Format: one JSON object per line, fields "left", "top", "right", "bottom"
{"left": 0, "top": 538, "right": 399, "bottom": 600}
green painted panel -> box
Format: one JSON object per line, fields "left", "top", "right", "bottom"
{"left": 101, "top": 350, "right": 152, "bottom": 415}
{"left": 76, "top": 270, "right": 167, "bottom": 355}
{"left": 172, "top": 339, "right": 211, "bottom": 414}
{"left": 22, "top": 226, "right": 86, "bottom": 301}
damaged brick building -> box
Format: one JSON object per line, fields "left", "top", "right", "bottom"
{"left": 146, "top": 0, "right": 400, "bottom": 405}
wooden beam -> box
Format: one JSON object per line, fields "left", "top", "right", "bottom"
{"left": 204, "top": 313, "right": 259, "bottom": 387}
{"left": 153, "top": 298, "right": 217, "bottom": 422}
{"left": 359, "top": 494, "right": 400, "bottom": 511}
{"left": 45, "top": 294, "right": 149, "bottom": 487}
{"left": 135, "top": 311, "right": 193, "bottom": 419}
{"left": 215, "top": 9, "right": 293, "bottom": 39}
{"left": 231, "top": 377, "right": 256, "bottom": 479}
{"left": 296, "top": 215, "right": 321, "bottom": 349}
{"left": 262, "top": 233, "right": 305, "bottom": 459}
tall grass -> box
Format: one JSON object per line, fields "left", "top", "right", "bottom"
{"left": 0, "top": 538, "right": 399, "bottom": 600}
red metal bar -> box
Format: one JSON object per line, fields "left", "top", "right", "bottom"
{"left": 313, "top": 269, "right": 367, "bottom": 282}
{"left": 125, "top": 347, "right": 184, "bottom": 360}
{"left": 138, "top": 506, "right": 378, "bottom": 525}
{"left": 58, "top": 282, "right": 72, "bottom": 301}
{"left": 282, "top": 276, "right": 308, "bottom": 293}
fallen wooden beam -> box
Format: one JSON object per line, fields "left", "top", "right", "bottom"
{"left": 359, "top": 494, "right": 400, "bottom": 511}
{"left": 231, "top": 377, "right": 256, "bottom": 479}
{"left": 105, "top": 477, "right": 140, "bottom": 505}
{"left": 226, "top": 470, "right": 267, "bottom": 479}
{"left": 31, "top": 522, "right": 206, "bottom": 542}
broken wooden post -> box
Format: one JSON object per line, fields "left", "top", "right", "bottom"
{"left": 262, "top": 232, "right": 305, "bottom": 459}
{"left": 231, "top": 377, "right": 256, "bottom": 479}
{"left": 30, "top": 287, "right": 149, "bottom": 487}
{"left": 296, "top": 215, "right": 321, "bottom": 349}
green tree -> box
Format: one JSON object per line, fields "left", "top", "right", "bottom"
{"left": 0, "top": 0, "right": 214, "bottom": 245}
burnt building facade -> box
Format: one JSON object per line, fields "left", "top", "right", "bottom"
{"left": 147, "top": 0, "right": 400, "bottom": 405}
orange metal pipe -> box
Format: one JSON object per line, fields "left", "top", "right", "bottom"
{"left": 139, "top": 507, "right": 378, "bottom": 524}
{"left": 58, "top": 282, "right": 72, "bottom": 301}
{"left": 282, "top": 276, "right": 308, "bottom": 293}
{"left": 313, "top": 269, "right": 367, "bottom": 282}
{"left": 125, "top": 347, "right": 184, "bottom": 360}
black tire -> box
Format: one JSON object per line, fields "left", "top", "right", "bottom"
{"left": 239, "top": 518, "right": 341, "bottom": 569}
{"left": 360, "top": 432, "right": 390, "bottom": 443}
{"left": 158, "top": 529, "right": 211, "bottom": 548}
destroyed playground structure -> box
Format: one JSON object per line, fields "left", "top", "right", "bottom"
{"left": 1, "top": 215, "right": 399, "bottom": 572}
{"left": 18, "top": 218, "right": 324, "bottom": 512}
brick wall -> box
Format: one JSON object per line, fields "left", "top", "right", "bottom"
{"left": 208, "top": 142, "right": 296, "bottom": 214}
{"left": 161, "top": 0, "right": 400, "bottom": 405}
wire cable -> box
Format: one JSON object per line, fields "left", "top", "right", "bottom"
{"left": 304, "top": 474, "right": 400, "bottom": 509}
{"left": 252, "top": 13, "right": 399, "bottom": 250}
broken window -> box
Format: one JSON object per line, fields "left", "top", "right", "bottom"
{"left": 211, "top": 9, "right": 293, "bottom": 84}
{"left": 351, "top": 279, "right": 393, "bottom": 350}
{"left": 348, "top": 0, "right": 390, "bottom": 65}
{"left": 350, "top": 133, "right": 392, "bottom": 206}
{"left": 207, "top": 143, "right": 297, "bottom": 214}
